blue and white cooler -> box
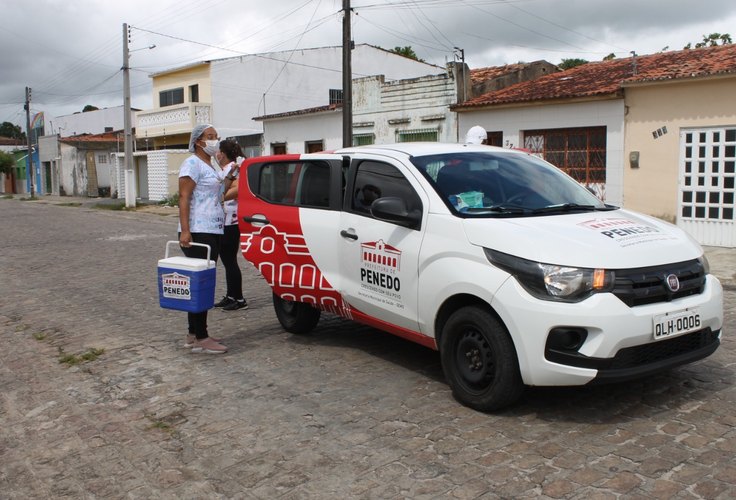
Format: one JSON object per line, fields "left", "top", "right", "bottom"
{"left": 158, "top": 241, "right": 216, "bottom": 313}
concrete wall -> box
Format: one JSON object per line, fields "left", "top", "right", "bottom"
{"left": 59, "top": 143, "right": 87, "bottom": 197}
{"left": 358, "top": 69, "right": 459, "bottom": 143}
{"left": 51, "top": 106, "right": 131, "bottom": 136}
{"left": 623, "top": 77, "right": 736, "bottom": 220}
{"left": 263, "top": 111, "right": 343, "bottom": 154}
{"left": 57, "top": 144, "right": 118, "bottom": 197}
{"left": 262, "top": 66, "right": 461, "bottom": 152}
{"left": 114, "top": 150, "right": 189, "bottom": 201}
{"left": 457, "top": 99, "right": 626, "bottom": 206}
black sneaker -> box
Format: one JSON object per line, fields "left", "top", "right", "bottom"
{"left": 223, "top": 299, "right": 248, "bottom": 311}
{"left": 214, "top": 296, "right": 236, "bottom": 308}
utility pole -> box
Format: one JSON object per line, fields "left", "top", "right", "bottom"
{"left": 24, "top": 86, "right": 35, "bottom": 198}
{"left": 342, "top": 0, "right": 352, "bottom": 147}
{"left": 122, "top": 23, "right": 136, "bottom": 208}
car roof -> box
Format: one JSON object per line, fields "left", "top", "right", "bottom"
{"left": 331, "top": 142, "right": 524, "bottom": 158}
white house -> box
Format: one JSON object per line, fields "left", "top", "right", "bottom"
{"left": 255, "top": 62, "right": 470, "bottom": 154}
{"left": 49, "top": 106, "right": 135, "bottom": 136}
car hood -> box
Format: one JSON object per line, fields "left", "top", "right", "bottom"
{"left": 462, "top": 209, "right": 702, "bottom": 268}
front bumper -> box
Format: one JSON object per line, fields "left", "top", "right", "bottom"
{"left": 491, "top": 275, "right": 724, "bottom": 386}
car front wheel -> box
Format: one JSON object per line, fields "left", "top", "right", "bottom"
{"left": 272, "top": 292, "right": 321, "bottom": 334}
{"left": 440, "top": 306, "right": 524, "bottom": 411}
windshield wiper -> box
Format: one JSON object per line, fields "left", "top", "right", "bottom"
{"left": 531, "top": 203, "right": 615, "bottom": 214}
{"left": 464, "top": 205, "right": 527, "bottom": 214}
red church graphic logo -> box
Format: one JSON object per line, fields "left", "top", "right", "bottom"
{"left": 361, "top": 240, "right": 401, "bottom": 272}
{"left": 241, "top": 224, "right": 351, "bottom": 318}
{"left": 161, "top": 272, "right": 191, "bottom": 300}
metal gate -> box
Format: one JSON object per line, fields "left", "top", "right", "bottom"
{"left": 678, "top": 127, "right": 736, "bottom": 247}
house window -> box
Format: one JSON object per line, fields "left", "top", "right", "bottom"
{"left": 329, "top": 89, "right": 343, "bottom": 105}
{"left": 272, "top": 143, "right": 287, "bottom": 155}
{"left": 159, "top": 88, "right": 184, "bottom": 107}
{"left": 189, "top": 84, "right": 199, "bottom": 103}
{"left": 524, "top": 127, "right": 606, "bottom": 185}
{"left": 396, "top": 128, "right": 438, "bottom": 143}
{"left": 353, "top": 133, "right": 374, "bottom": 146}
{"left": 487, "top": 131, "right": 503, "bottom": 147}
{"left": 97, "top": 154, "right": 108, "bottom": 164}
{"left": 306, "top": 141, "right": 324, "bottom": 153}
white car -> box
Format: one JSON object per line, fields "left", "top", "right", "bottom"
{"left": 236, "top": 142, "right": 723, "bottom": 411}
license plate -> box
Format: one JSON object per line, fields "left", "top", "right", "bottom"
{"left": 653, "top": 309, "right": 701, "bottom": 340}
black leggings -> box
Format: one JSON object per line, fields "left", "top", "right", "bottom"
{"left": 220, "top": 224, "right": 243, "bottom": 300}
{"left": 179, "top": 232, "right": 220, "bottom": 340}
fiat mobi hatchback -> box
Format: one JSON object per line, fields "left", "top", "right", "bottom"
{"left": 235, "top": 143, "right": 723, "bottom": 411}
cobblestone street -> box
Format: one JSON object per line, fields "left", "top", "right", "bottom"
{"left": 1, "top": 197, "right": 735, "bottom": 499}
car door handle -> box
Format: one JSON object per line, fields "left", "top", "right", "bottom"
{"left": 242, "top": 215, "right": 270, "bottom": 225}
{"left": 340, "top": 229, "right": 358, "bottom": 240}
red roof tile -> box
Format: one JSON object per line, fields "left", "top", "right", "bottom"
{"left": 60, "top": 131, "right": 123, "bottom": 143}
{"left": 455, "top": 44, "right": 736, "bottom": 109}
{"left": 0, "top": 136, "right": 24, "bottom": 146}
{"left": 254, "top": 103, "right": 342, "bottom": 121}
{"left": 470, "top": 63, "right": 531, "bottom": 85}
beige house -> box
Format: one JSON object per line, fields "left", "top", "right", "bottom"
{"left": 453, "top": 44, "right": 736, "bottom": 247}
{"left": 623, "top": 62, "right": 736, "bottom": 246}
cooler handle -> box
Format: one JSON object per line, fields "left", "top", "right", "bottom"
{"left": 165, "top": 240, "right": 213, "bottom": 267}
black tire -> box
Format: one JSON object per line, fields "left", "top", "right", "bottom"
{"left": 272, "top": 292, "right": 321, "bottom": 334}
{"left": 440, "top": 306, "right": 524, "bottom": 411}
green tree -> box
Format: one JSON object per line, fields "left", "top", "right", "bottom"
{"left": 0, "top": 150, "right": 15, "bottom": 175}
{"left": 82, "top": 105, "right": 99, "bottom": 112}
{"left": 603, "top": 53, "right": 616, "bottom": 61}
{"left": 559, "top": 58, "right": 588, "bottom": 70}
{"left": 0, "top": 121, "right": 26, "bottom": 142}
{"left": 390, "top": 46, "right": 424, "bottom": 62}
{"left": 684, "top": 32, "right": 732, "bottom": 49}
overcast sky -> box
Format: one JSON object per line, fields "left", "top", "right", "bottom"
{"left": 1, "top": 0, "right": 734, "bottom": 133}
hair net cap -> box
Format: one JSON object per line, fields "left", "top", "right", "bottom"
{"left": 465, "top": 125, "right": 487, "bottom": 145}
{"left": 189, "top": 123, "right": 213, "bottom": 152}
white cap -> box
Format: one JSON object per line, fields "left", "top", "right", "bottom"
{"left": 465, "top": 125, "right": 487, "bottom": 145}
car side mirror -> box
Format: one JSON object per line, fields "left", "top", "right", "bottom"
{"left": 370, "top": 196, "right": 421, "bottom": 230}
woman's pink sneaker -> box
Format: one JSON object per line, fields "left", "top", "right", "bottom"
{"left": 190, "top": 337, "right": 228, "bottom": 354}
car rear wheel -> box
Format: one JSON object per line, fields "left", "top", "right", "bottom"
{"left": 440, "top": 306, "right": 524, "bottom": 411}
{"left": 272, "top": 292, "right": 321, "bottom": 334}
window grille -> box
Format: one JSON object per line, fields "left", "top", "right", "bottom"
{"left": 524, "top": 126, "right": 606, "bottom": 185}
{"left": 353, "top": 134, "right": 374, "bottom": 146}
{"left": 329, "top": 89, "right": 343, "bottom": 105}
{"left": 396, "top": 128, "right": 438, "bottom": 143}
{"left": 681, "top": 128, "right": 735, "bottom": 221}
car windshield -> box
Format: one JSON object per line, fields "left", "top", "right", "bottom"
{"left": 410, "top": 151, "right": 614, "bottom": 216}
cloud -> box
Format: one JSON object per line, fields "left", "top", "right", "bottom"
{"left": 1, "top": 0, "right": 735, "bottom": 130}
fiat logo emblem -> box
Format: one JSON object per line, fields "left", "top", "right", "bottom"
{"left": 665, "top": 274, "right": 680, "bottom": 292}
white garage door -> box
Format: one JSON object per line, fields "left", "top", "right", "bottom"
{"left": 678, "top": 127, "right": 736, "bottom": 247}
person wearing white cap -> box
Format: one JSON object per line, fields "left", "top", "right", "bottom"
{"left": 177, "top": 123, "right": 228, "bottom": 354}
{"left": 465, "top": 125, "right": 488, "bottom": 145}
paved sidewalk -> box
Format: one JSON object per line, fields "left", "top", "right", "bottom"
{"left": 1, "top": 196, "right": 734, "bottom": 499}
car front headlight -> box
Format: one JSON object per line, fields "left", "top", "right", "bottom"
{"left": 485, "top": 249, "right": 614, "bottom": 302}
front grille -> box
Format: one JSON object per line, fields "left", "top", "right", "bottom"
{"left": 611, "top": 259, "right": 706, "bottom": 307}
{"left": 546, "top": 328, "right": 720, "bottom": 383}
{"left": 607, "top": 328, "right": 719, "bottom": 369}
